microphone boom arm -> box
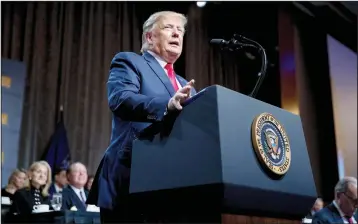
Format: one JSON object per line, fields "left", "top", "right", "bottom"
{"left": 211, "top": 34, "right": 269, "bottom": 99}
{"left": 235, "top": 35, "right": 268, "bottom": 98}
{"left": 247, "top": 42, "right": 268, "bottom": 98}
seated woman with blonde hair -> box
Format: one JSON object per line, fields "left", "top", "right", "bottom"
{"left": 1, "top": 168, "right": 27, "bottom": 201}
{"left": 10, "top": 161, "right": 52, "bottom": 215}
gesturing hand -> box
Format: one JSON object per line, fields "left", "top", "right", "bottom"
{"left": 167, "top": 79, "right": 195, "bottom": 111}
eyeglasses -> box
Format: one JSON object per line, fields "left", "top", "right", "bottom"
{"left": 344, "top": 192, "right": 358, "bottom": 208}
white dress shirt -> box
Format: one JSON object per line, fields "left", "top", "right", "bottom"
{"left": 69, "top": 185, "right": 87, "bottom": 202}
{"left": 310, "top": 210, "right": 316, "bottom": 216}
{"left": 54, "top": 183, "right": 63, "bottom": 193}
{"left": 333, "top": 200, "right": 357, "bottom": 223}
{"left": 147, "top": 50, "right": 182, "bottom": 89}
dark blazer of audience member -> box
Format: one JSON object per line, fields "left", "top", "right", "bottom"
{"left": 312, "top": 177, "right": 357, "bottom": 224}
{"left": 1, "top": 169, "right": 27, "bottom": 201}
{"left": 61, "top": 162, "right": 89, "bottom": 212}
{"left": 10, "top": 161, "right": 52, "bottom": 215}
{"left": 48, "top": 167, "right": 68, "bottom": 197}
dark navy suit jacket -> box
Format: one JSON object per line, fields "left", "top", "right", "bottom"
{"left": 312, "top": 202, "right": 358, "bottom": 224}
{"left": 48, "top": 183, "right": 62, "bottom": 198}
{"left": 87, "top": 51, "right": 196, "bottom": 210}
{"left": 61, "top": 186, "right": 89, "bottom": 212}
{"left": 48, "top": 184, "right": 56, "bottom": 197}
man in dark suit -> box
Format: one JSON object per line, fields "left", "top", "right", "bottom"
{"left": 62, "top": 162, "right": 89, "bottom": 212}
{"left": 87, "top": 10, "right": 196, "bottom": 223}
{"left": 49, "top": 167, "right": 68, "bottom": 197}
{"left": 312, "top": 177, "right": 357, "bottom": 224}
{"left": 306, "top": 198, "right": 324, "bottom": 219}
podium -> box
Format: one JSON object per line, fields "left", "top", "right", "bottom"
{"left": 130, "top": 85, "right": 317, "bottom": 223}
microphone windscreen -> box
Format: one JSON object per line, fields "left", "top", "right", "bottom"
{"left": 210, "top": 39, "right": 225, "bottom": 45}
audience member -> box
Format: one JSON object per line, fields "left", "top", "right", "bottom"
{"left": 49, "top": 167, "right": 68, "bottom": 196}
{"left": 85, "top": 175, "right": 94, "bottom": 192}
{"left": 61, "top": 162, "right": 89, "bottom": 211}
{"left": 312, "top": 177, "right": 357, "bottom": 224}
{"left": 306, "top": 198, "right": 324, "bottom": 218}
{"left": 10, "top": 161, "right": 52, "bottom": 215}
{"left": 1, "top": 169, "right": 27, "bottom": 201}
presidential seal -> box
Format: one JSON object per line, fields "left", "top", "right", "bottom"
{"left": 251, "top": 113, "right": 291, "bottom": 176}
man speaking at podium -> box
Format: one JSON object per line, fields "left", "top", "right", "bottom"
{"left": 87, "top": 11, "right": 196, "bottom": 223}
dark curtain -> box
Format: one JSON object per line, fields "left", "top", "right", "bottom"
{"left": 185, "top": 3, "right": 281, "bottom": 108}
{"left": 2, "top": 2, "right": 280, "bottom": 174}
{"left": 2, "top": 2, "right": 141, "bottom": 173}
{"left": 185, "top": 5, "right": 240, "bottom": 92}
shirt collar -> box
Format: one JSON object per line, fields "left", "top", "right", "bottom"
{"left": 147, "top": 50, "right": 170, "bottom": 69}
{"left": 333, "top": 200, "right": 348, "bottom": 218}
{"left": 54, "top": 183, "right": 63, "bottom": 192}
{"left": 69, "top": 185, "right": 84, "bottom": 195}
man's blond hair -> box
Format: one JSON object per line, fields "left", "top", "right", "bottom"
{"left": 140, "top": 11, "right": 187, "bottom": 53}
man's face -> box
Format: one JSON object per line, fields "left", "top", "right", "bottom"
{"left": 68, "top": 163, "right": 88, "bottom": 188}
{"left": 55, "top": 170, "right": 68, "bottom": 187}
{"left": 338, "top": 184, "right": 357, "bottom": 217}
{"left": 312, "top": 198, "right": 323, "bottom": 212}
{"left": 147, "top": 14, "right": 185, "bottom": 63}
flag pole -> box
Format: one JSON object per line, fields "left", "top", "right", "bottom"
{"left": 52, "top": 3, "right": 65, "bottom": 169}
{"left": 54, "top": 2, "right": 65, "bottom": 129}
{"left": 53, "top": 105, "right": 64, "bottom": 171}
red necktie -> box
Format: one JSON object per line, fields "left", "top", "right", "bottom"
{"left": 164, "top": 63, "right": 179, "bottom": 92}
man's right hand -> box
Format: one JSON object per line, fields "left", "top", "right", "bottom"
{"left": 167, "top": 79, "right": 195, "bottom": 111}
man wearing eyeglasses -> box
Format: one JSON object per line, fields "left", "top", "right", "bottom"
{"left": 313, "top": 177, "right": 357, "bottom": 224}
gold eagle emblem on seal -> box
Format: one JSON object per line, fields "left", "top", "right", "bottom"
{"left": 251, "top": 113, "right": 291, "bottom": 176}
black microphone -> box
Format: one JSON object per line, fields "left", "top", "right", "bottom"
{"left": 209, "top": 39, "right": 230, "bottom": 45}
{"left": 209, "top": 34, "right": 268, "bottom": 98}
{"left": 210, "top": 39, "right": 243, "bottom": 50}
{"left": 210, "top": 38, "right": 257, "bottom": 51}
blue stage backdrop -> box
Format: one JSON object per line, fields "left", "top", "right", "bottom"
{"left": 1, "top": 59, "right": 27, "bottom": 186}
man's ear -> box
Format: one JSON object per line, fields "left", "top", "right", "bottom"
{"left": 335, "top": 192, "right": 342, "bottom": 200}
{"left": 146, "top": 32, "right": 153, "bottom": 45}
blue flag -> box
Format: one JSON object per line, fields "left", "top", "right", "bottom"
{"left": 41, "top": 120, "right": 71, "bottom": 172}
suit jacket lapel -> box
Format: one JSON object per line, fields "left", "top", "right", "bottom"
{"left": 177, "top": 77, "right": 187, "bottom": 89}
{"left": 177, "top": 76, "right": 196, "bottom": 96}
{"left": 143, "top": 51, "right": 176, "bottom": 97}
{"left": 68, "top": 187, "right": 86, "bottom": 211}
{"left": 327, "top": 203, "right": 346, "bottom": 222}
{"left": 85, "top": 190, "right": 89, "bottom": 198}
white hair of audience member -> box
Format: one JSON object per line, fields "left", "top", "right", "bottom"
{"left": 140, "top": 11, "right": 188, "bottom": 53}
{"left": 334, "top": 176, "right": 357, "bottom": 195}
